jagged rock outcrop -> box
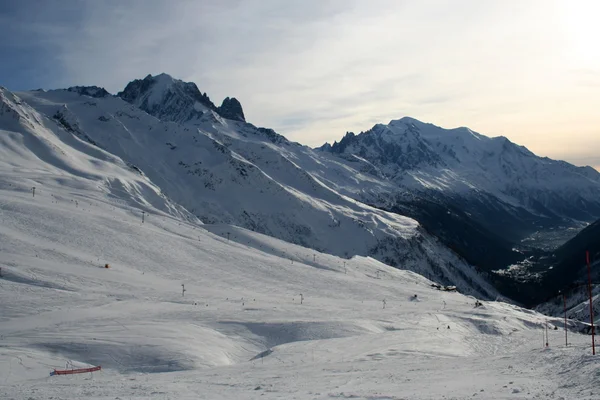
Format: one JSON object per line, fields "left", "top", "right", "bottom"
{"left": 67, "top": 86, "right": 110, "bottom": 98}
{"left": 218, "top": 97, "right": 245, "bottom": 122}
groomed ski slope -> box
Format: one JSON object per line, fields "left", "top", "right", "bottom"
{"left": 1, "top": 172, "right": 599, "bottom": 399}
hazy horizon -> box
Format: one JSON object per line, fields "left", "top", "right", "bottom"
{"left": 2, "top": 0, "right": 598, "bottom": 171}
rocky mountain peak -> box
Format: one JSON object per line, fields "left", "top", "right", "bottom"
{"left": 117, "top": 73, "right": 246, "bottom": 124}
{"left": 329, "top": 132, "right": 356, "bottom": 154}
{"left": 218, "top": 97, "right": 245, "bottom": 122}
{"left": 117, "top": 74, "right": 217, "bottom": 120}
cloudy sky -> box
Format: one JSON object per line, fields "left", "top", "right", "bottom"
{"left": 2, "top": 0, "right": 599, "bottom": 170}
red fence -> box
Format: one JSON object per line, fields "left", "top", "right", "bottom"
{"left": 50, "top": 366, "right": 101, "bottom": 376}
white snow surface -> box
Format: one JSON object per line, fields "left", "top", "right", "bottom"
{"left": 1, "top": 89, "right": 600, "bottom": 399}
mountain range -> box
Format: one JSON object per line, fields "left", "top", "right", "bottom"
{"left": 2, "top": 73, "right": 599, "bottom": 305}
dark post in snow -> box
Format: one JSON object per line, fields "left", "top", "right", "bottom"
{"left": 181, "top": 284, "right": 186, "bottom": 297}
{"left": 313, "top": 254, "right": 316, "bottom": 263}
{"left": 542, "top": 327, "right": 545, "bottom": 348}
{"left": 382, "top": 299, "right": 386, "bottom": 309}
{"left": 31, "top": 187, "right": 36, "bottom": 198}
{"left": 227, "top": 232, "right": 230, "bottom": 242}
{"left": 563, "top": 292, "right": 568, "bottom": 347}
{"left": 545, "top": 320, "right": 549, "bottom": 347}
{"left": 586, "top": 250, "right": 595, "bottom": 355}
{"left": 299, "top": 293, "right": 304, "bottom": 305}
{"left": 142, "top": 211, "right": 145, "bottom": 224}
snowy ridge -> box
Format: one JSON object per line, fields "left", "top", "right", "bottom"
{"left": 320, "top": 117, "right": 600, "bottom": 224}
{"left": 5, "top": 85, "right": 496, "bottom": 298}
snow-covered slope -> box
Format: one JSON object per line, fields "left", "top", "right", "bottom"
{"left": 1, "top": 138, "right": 598, "bottom": 399}
{"left": 2, "top": 85, "right": 495, "bottom": 298}
{"left": 0, "top": 87, "right": 192, "bottom": 220}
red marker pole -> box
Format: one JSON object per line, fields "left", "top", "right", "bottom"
{"left": 563, "top": 293, "right": 568, "bottom": 347}
{"left": 587, "top": 250, "right": 595, "bottom": 355}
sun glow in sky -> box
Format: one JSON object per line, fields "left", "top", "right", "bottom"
{"left": 1, "top": 0, "right": 599, "bottom": 170}
{"left": 560, "top": 0, "right": 600, "bottom": 69}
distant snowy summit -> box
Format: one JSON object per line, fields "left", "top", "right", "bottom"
{"left": 118, "top": 73, "right": 245, "bottom": 123}
{"left": 318, "top": 116, "right": 600, "bottom": 226}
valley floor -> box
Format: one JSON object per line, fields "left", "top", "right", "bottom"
{"left": 1, "top": 178, "right": 599, "bottom": 400}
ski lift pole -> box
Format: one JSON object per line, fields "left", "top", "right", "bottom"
{"left": 563, "top": 293, "right": 568, "bottom": 347}
{"left": 587, "top": 250, "right": 595, "bottom": 355}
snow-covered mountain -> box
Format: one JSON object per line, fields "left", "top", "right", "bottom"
{"left": 319, "top": 117, "right": 600, "bottom": 241}
{"left": 0, "top": 81, "right": 496, "bottom": 298}
{"left": 112, "top": 74, "right": 600, "bottom": 300}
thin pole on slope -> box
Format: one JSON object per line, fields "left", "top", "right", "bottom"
{"left": 32, "top": 186, "right": 36, "bottom": 198}
{"left": 563, "top": 293, "right": 568, "bottom": 347}
{"left": 141, "top": 211, "right": 145, "bottom": 224}
{"left": 545, "top": 320, "right": 549, "bottom": 348}
{"left": 587, "top": 250, "right": 595, "bottom": 355}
